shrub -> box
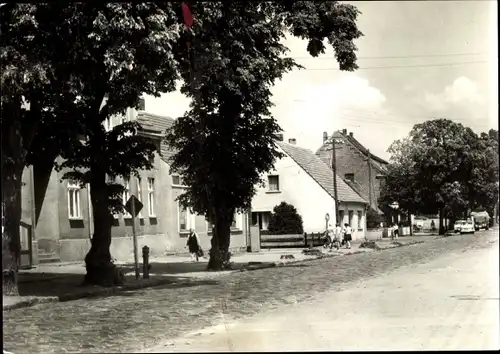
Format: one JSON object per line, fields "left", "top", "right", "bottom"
{"left": 366, "top": 207, "right": 383, "bottom": 229}
{"left": 268, "top": 202, "right": 304, "bottom": 235}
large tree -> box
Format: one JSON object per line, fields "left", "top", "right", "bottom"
{"left": 381, "top": 119, "right": 499, "bottom": 234}
{"left": 165, "top": 1, "right": 362, "bottom": 269}
{"left": 37, "top": 3, "right": 184, "bottom": 285}
{"left": 1, "top": 4, "right": 68, "bottom": 294}
{"left": 3, "top": 3, "right": 186, "bottom": 288}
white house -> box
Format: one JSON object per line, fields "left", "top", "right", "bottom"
{"left": 251, "top": 138, "right": 368, "bottom": 240}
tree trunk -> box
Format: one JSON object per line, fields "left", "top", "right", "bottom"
{"left": 2, "top": 163, "right": 24, "bottom": 295}
{"left": 207, "top": 211, "right": 232, "bottom": 271}
{"left": 438, "top": 208, "right": 445, "bottom": 235}
{"left": 83, "top": 169, "right": 124, "bottom": 286}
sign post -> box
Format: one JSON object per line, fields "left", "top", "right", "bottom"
{"left": 125, "top": 190, "right": 143, "bottom": 280}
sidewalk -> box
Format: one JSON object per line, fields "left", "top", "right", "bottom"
{"left": 3, "top": 238, "right": 422, "bottom": 311}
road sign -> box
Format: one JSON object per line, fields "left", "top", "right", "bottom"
{"left": 125, "top": 195, "right": 143, "bottom": 218}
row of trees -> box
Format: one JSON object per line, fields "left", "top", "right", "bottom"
{"left": 1, "top": 2, "right": 362, "bottom": 292}
{"left": 379, "top": 119, "right": 499, "bottom": 234}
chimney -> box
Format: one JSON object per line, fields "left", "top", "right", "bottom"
{"left": 288, "top": 138, "right": 296, "bottom": 145}
{"left": 342, "top": 129, "right": 347, "bottom": 135}
{"left": 275, "top": 133, "right": 284, "bottom": 141}
{"left": 322, "top": 132, "right": 328, "bottom": 143}
{"left": 349, "top": 132, "right": 353, "bottom": 137}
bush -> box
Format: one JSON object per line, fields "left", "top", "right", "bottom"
{"left": 268, "top": 202, "right": 304, "bottom": 235}
{"left": 366, "top": 207, "right": 383, "bottom": 229}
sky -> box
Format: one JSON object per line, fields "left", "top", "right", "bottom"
{"left": 144, "top": 0, "right": 498, "bottom": 161}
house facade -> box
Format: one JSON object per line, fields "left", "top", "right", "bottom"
{"left": 22, "top": 105, "right": 248, "bottom": 266}
{"left": 251, "top": 137, "right": 368, "bottom": 241}
{"left": 316, "top": 129, "right": 389, "bottom": 219}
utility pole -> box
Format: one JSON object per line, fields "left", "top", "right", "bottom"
{"left": 130, "top": 177, "right": 140, "bottom": 280}
{"left": 331, "top": 138, "right": 339, "bottom": 225}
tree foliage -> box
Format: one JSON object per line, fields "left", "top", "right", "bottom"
{"left": 165, "top": 1, "right": 362, "bottom": 269}
{"left": 2, "top": 3, "right": 185, "bottom": 286}
{"left": 380, "top": 120, "right": 499, "bottom": 234}
{"left": 268, "top": 202, "right": 304, "bottom": 235}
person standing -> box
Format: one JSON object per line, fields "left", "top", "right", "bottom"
{"left": 186, "top": 228, "right": 201, "bottom": 262}
{"left": 344, "top": 223, "right": 352, "bottom": 249}
{"left": 393, "top": 223, "right": 399, "bottom": 239}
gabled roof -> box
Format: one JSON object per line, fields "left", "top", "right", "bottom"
{"left": 136, "top": 111, "right": 176, "bottom": 164}
{"left": 277, "top": 141, "right": 367, "bottom": 204}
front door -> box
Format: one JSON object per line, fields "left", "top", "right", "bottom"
{"left": 19, "top": 221, "right": 33, "bottom": 269}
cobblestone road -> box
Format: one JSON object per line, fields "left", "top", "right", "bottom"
{"left": 3, "top": 231, "right": 498, "bottom": 353}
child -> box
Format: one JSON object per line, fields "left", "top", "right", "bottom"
{"left": 344, "top": 223, "right": 352, "bottom": 249}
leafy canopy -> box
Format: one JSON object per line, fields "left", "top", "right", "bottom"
{"left": 381, "top": 119, "right": 499, "bottom": 220}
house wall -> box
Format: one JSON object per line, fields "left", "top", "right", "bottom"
{"left": 337, "top": 202, "right": 367, "bottom": 241}
{"left": 163, "top": 163, "right": 248, "bottom": 254}
{"left": 252, "top": 153, "right": 337, "bottom": 233}
{"left": 57, "top": 152, "right": 170, "bottom": 262}
{"left": 318, "top": 138, "right": 387, "bottom": 210}
{"left": 335, "top": 143, "right": 385, "bottom": 210}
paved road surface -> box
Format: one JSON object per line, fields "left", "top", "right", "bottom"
{"left": 3, "top": 231, "right": 498, "bottom": 353}
{"left": 147, "top": 238, "right": 499, "bottom": 352}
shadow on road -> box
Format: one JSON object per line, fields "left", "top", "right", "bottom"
{"left": 16, "top": 270, "right": 221, "bottom": 299}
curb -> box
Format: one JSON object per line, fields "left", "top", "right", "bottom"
{"left": 3, "top": 296, "right": 59, "bottom": 311}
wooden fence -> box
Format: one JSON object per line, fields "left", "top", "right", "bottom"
{"left": 260, "top": 232, "right": 325, "bottom": 249}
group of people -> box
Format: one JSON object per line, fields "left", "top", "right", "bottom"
{"left": 327, "top": 223, "right": 353, "bottom": 249}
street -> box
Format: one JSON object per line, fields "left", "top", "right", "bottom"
{"left": 2, "top": 230, "right": 499, "bottom": 353}
{"left": 148, "top": 234, "right": 499, "bottom": 352}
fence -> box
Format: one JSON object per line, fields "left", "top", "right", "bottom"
{"left": 260, "top": 232, "right": 325, "bottom": 249}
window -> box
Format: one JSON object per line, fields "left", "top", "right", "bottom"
{"left": 147, "top": 178, "right": 155, "bottom": 217}
{"left": 357, "top": 211, "right": 363, "bottom": 230}
{"left": 178, "top": 203, "right": 195, "bottom": 232}
{"left": 268, "top": 175, "right": 280, "bottom": 191}
{"left": 345, "top": 173, "right": 355, "bottom": 182}
{"left": 67, "top": 180, "right": 82, "bottom": 219}
{"left": 136, "top": 178, "right": 143, "bottom": 218}
{"left": 348, "top": 210, "right": 354, "bottom": 228}
{"left": 122, "top": 178, "right": 131, "bottom": 218}
{"left": 172, "top": 174, "right": 185, "bottom": 186}
{"left": 338, "top": 210, "right": 345, "bottom": 225}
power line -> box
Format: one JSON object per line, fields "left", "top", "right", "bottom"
{"left": 302, "top": 60, "right": 490, "bottom": 71}
{"left": 291, "top": 52, "right": 490, "bottom": 60}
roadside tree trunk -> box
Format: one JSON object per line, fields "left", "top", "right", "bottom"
{"left": 2, "top": 162, "right": 24, "bottom": 295}
{"left": 207, "top": 210, "right": 232, "bottom": 271}
{"left": 83, "top": 169, "right": 124, "bottom": 286}
{"left": 1, "top": 103, "right": 40, "bottom": 295}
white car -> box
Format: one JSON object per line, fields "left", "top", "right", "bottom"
{"left": 454, "top": 220, "right": 466, "bottom": 233}
{"left": 460, "top": 221, "right": 475, "bottom": 234}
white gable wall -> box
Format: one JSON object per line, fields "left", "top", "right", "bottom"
{"left": 252, "top": 151, "right": 336, "bottom": 233}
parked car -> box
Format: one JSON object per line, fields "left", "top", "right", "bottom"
{"left": 460, "top": 220, "right": 475, "bottom": 234}
{"left": 454, "top": 220, "right": 466, "bottom": 233}
{"left": 471, "top": 211, "right": 490, "bottom": 231}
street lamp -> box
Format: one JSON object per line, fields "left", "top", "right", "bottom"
{"left": 324, "top": 134, "right": 344, "bottom": 226}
